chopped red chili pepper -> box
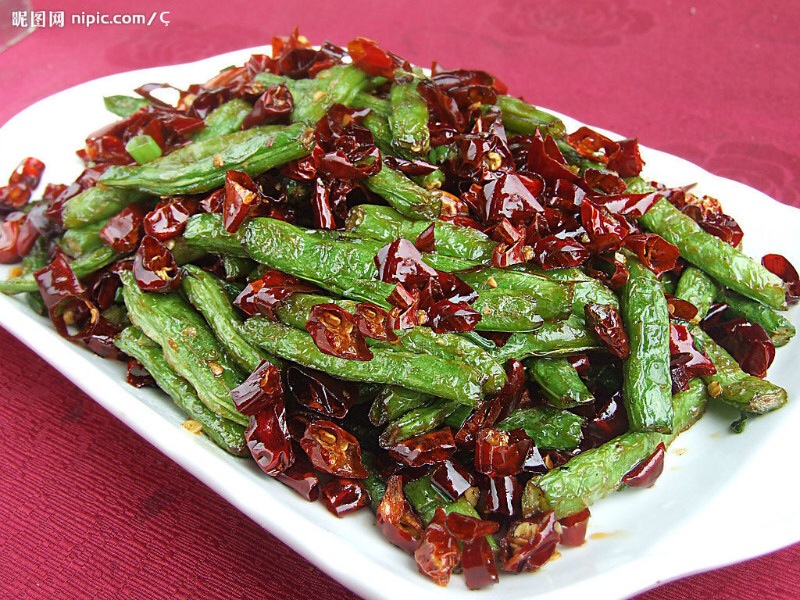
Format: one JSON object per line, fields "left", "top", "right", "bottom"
{"left": 622, "top": 442, "right": 666, "bottom": 488}
{"left": 461, "top": 536, "right": 499, "bottom": 590}
{"left": 566, "top": 127, "right": 619, "bottom": 165}
{"left": 427, "top": 299, "right": 482, "bottom": 334}
{"left": 558, "top": 508, "right": 591, "bottom": 547}
{"left": 531, "top": 235, "right": 589, "bottom": 269}
{"left": 762, "top": 253, "right": 800, "bottom": 304}
{"left": 607, "top": 138, "right": 644, "bottom": 177}
{"left": 624, "top": 233, "right": 680, "bottom": 276}
{"left": 415, "top": 508, "right": 460, "bottom": 587}
{"left": 666, "top": 294, "right": 700, "bottom": 322}
{"left": 375, "top": 239, "right": 438, "bottom": 286}
{"left": 100, "top": 204, "right": 146, "bottom": 253}
{"left": 444, "top": 511, "right": 499, "bottom": 543}
{"left": 223, "top": 170, "right": 261, "bottom": 233}
{"left": 501, "top": 511, "right": 560, "bottom": 572}
{"left": 284, "top": 363, "right": 359, "bottom": 419}
{"left": 669, "top": 323, "right": 716, "bottom": 378}
{"left": 352, "top": 302, "right": 398, "bottom": 342}
{"left": 481, "top": 173, "right": 543, "bottom": 225}
{"left": 241, "top": 84, "right": 294, "bottom": 129}
{"left": 0, "top": 211, "right": 39, "bottom": 263}
{"left": 144, "top": 196, "right": 199, "bottom": 241}
{"left": 347, "top": 37, "right": 409, "bottom": 79}
{"left": 305, "top": 303, "right": 373, "bottom": 361}
{"left": 275, "top": 442, "right": 320, "bottom": 502}
{"left": 132, "top": 235, "right": 180, "bottom": 293}
{"left": 479, "top": 474, "right": 521, "bottom": 517}
{"left": 584, "top": 254, "right": 630, "bottom": 290}
{"left": 581, "top": 391, "right": 629, "bottom": 450}
{"left": 388, "top": 428, "right": 457, "bottom": 467}
{"left": 474, "top": 428, "right": 533, "bottom": 477}
{"left": 376, "top": 475, "right": 424, "bottom": 554}
{"left": 234, "top": 270, "right": 319, "bottom": 319}
{"left": 414, "top": 223, "right": 436, "bottom": 253}
{"left": 430, "top": 459, "right": 475, "bottom": 501}
{"left": 246, "top": 401, "right": 295, "bottom": 476}
{"left": 300, "top": 419, "right": 368, "bottom": 478}
{"left": 320, "top": 478, "right": 371, "bottom": 517}
{"left": 581, "top": 198, "right": 631, "bottom": 253}
{"left": 230, "top": 360, "right": 284, "bottom": 416}
{"left": 703, "top": 317, "right": 775, "bottom": 378}
{"left": 584, "top": 303, "right": 631, "bottom": 359}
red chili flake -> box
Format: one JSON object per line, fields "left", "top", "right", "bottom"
{"left": 430, "top": 459, "right": 475, "bottom": 501}
{"left": 246, "top": 400, "right": 295, "bottom": 476}
{"left": 521, "top": 444, "right": 549, "bottom": 474}
{"left": 241, "top": 84, "right": 294, "bottom": 129}
{"left": 230, "top": 360, "right": 284, "bottom": 416}
{"left": 474, "top": 428, "right": 532, "bottom": 478}
{"left": 9, "top": 157, "right": 45, "bottom": 188}
{"left": 276, "top": 442, "right": 320, "bottom": 501}
{"left": 489, "top": 218, "right": 522, "bottom": 244}
{"left": 388, "top": 428, "right": 457, "bottom": 467}
{"left": 482, "top": 173, "right": 543, "bottom": 225}
{"left": 234, "top": 270, "right": 319, "bottom": 319}
{"left": 622, "top": 442, "right": 666, "bottom": 488}
{"left": 592, "top": 192, "right": 662, "bottom": 218}
{"left": 284, "top": 363, "right": 359, "bottom": 419}
{"left": 200, "top": 188, "right": 225, "bottom": 213}
{"left": 461, "top": 537, "right": 499, "bottom": 590}
{"left": 607, "top": 138, "right": 644, "bottom": 178}
{"left": 353, "top": 302, "right": 398, "bottom": 342}
{"left": 444, "top": 511, "right": 500, "bottom": 543}
{"left": 282, "top": 155, "right": 318, "bottom": 181}
{"left": 455, "top": 400, "right": 504, "bottom": 452}
{"left": 387, "top": 303, "right": 425, "bottom": 330}
{"left": 584, "top": 254, "right": 629, "bottom": 290}
{"left": 704, "top": 317, "right": 775, "bottom": 378}
{"left": 347, "top": 37, "right": 409, "bottom": 79}
{"left": 559, "top": 508, "right": 591, "bottom": 547}
{"left": 0, "top": 212, "right": 39, "bottom": 263}
{"left": 762, "top": 253, "right": 800, "bottom": 304}
{"left": 584, "top": 303, "right": 630, "bottom": 359}
{"left": 581, "top": 391, "right": 629, "bottom": 450}
{"left": 306, "top": 303, "right": 373, "bottom": 361}
{"left": 376, "top": 474, "right": 424, "bottom": 553}
{"left": 697, "top": 212, "right": 743, "bottom": 247}
{"left": 420, "top": 271, "right": 478, "bottom": 306}
{"left": 624, "top": 233, "right": 680, "bottom": 276}
{"left": 313, "top": 104, "right": 382, "bottom": 180}
{"left": 501, "top": 511, "right": 560, "bottom": 572}
{"left": 300, "top": 419, "right": 368, "bottom": 478}
{"left": 384, "top": 156, "right": 439, "bottom": 177}
{"left": 669, "top": 323, "right": 716, "bottom": 377}
{"left": 531, "top": 235, "right": 589, "bottom": 270}
{"left": 387, "top": 283, "right": 419, "bottom": 309}
{"left": 223, "top": 170, "right": 261, "bottom": 233}
{"left": 479, "top": 474, "right": 521, "bottom": 517}
{"left": 99, "top": 204, "right": 146, "bottom": 253}
{"left": 666, "top": 294, "right": 699, "bottom": 322}
{"left": 320, "top": 478, "right": 371, "bottom": 517}
{"left": 418, "top": 81, "right": 468, "bottom": 136}
{"left": 581, "top": 198, "right": 631, "bottom": 253}
{"left": 583, "top": 169, "right": 627, "bottom": 195}
{"left": 143, "top": 196, "right": 199, "bottom": 241}
{"left": 125, "top": 358, "right": 154, "bottom": 388}
{"left": 492, "top": 237, "right": 528, "bottom": 268}
{"left": 415, "top": 508, "right": 460, "bottom": 587}
{"left": 312, "top": 177, "right": 336, "bottom": 230}
{"left": 374, "top": 239, "right": 438, "bottom": 285}
{"left": 132, "top": 235, "right": 180, "bottom": 293}
{"left": 414, "top": 223, "right": 436, "bottom": 253}
{"left": 427, "top": 300, "right": 482, "bottom": 334}
{"left": 566, "top": 127, "right": 619, "bottom": 165}
{"left": 0, "top": 182, "right": 32, "bottom": 211}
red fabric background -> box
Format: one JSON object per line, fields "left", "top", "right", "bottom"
{"left": 1, "top": 0, "right": 798, "bottom": 598}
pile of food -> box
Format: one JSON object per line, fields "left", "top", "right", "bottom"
{"left": 1, "top": 31, "right": 797, "bottom": 589}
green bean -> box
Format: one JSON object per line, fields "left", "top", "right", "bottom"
{"left": 522, "top": 379, "right": 708, "bottom": 519}
{"left": 495, "top": 95, "right": 566, "bottom": 139}
{"left": 379, "top": 398, "right": 460, "bottom": 447}
{"left": 363, "top": 163, "right": 442, "bottom": 220}
{"left": 361, "top": 452, "right": 387, "bottom": 510}
{"left": 183, "top": 213, "right": 249, "bottom": 257}
{"left": 100, "top": 123, "right": 315, "bottom": 196}
{"left": 675, "top": 266, "right": 719, "bottom": 322}
{"left": 115, "top": 326, "right": 247, "bottom": 456}
{"left": 496, "top": 406, "right": 584, "bottom": 450}
{"left": 621, "top": 253, "right": 673, "bottom": 433}
{"left": 526, "top": 357, "right": 594, "bottom": 408}
{"left": 490, "top": 315, "right": 601, "bottom": 362}
{"left": 190, "top": 98, "right": 251, "bottom": 141}
{"left": 180, "top": 264, "right": 270, "bottom": 373}
{"left": 719, "top": 289, "right": 796, "bottom": 347}
{"left": 61, "top": 220, "right": 106, "bottom": 258}
{"left": 691, "top": 328, "right": 787, "bottom": 414}
{"left": 388, "top": 81, "right": 430, "bottom": 157}
{"left": 61, "top": 187, "right": 148, "bottom": 229}
{"left": 369, "top": 386, "right": 434, "bottom": 426}
{"left": 351, "top": 91, "right": 391, "bottom": 118}
{"left": 240, "top": 317, "right": 486, "bottom": 405}
{"left": 639, "top": 198, "right": 787, "bottom": 309}
{"left": 120, "top": 270, "right": 247, "bottom": 426}
{"left": 223, "top": 256, "right": 258, "bottom": 280}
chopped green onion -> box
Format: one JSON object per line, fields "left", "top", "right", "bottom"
{"left": 125, "top": 135, "right": 162, "bottom": 164}
{"left": 103, "top": 95, "right": 149, "bottom": 118}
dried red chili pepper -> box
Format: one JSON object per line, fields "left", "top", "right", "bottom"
{"left": 100, "top": 204, "right": 146, "bottom": 253}
{"left": 481, "top": 173, "right": 543, "bottom": 225}
{"left": 313, "top": 104, "right": 381, "bottom": 180}
{"left": 275, "top": 442, "right": 320, "bottom": 501}
{"left": 584, "top": 303, "right": 630, "bottom": 359}
{"left": 474, "top": 428, "right": 532, "bottom": 477}
{"left": 375, "top": 238, "right": 438, "bottom": 286}
{"left": 622, "top": 442, "right": 666, "bottom": 488}
{"left": 241, "top": 84, "right": 294, "bottom": 129}
{"left": 581, "top": 198, "right": 631, "bottom": 253}
{"left": 9, "top": 157, "right": 45, "bottom": 188}
{"left": 300, "top": 419, "right": 368, "bottom": 478}
{"left": 246, "top": 401, "right": 295, "bottom": 476}
{"left": 234, "top": 270, "right": 319, "bottom": 319}
{"left": 501, "top": 511, "right": 560, "bottom": 572}
{"left": 762, "top": 253, "right": 800, "bottom": 304}
{"left": 592, "top": 192, "right": 661, "bottom": 218}
{"left": 697, "top": 212, "right": 743, "bottom": 247}
{"left": 230, "top": 360, "right": 284, "bottom": 416}
{"left": 0, "top": 182, "right": 32, "bottom": 212}
{"left": 132, "top": 235, "right": 180, "bottom": 293}
{"left": 376, "top": 475, "right": 424, "bottom": 554}
{"left": 624, "top": 233, "right": 680, "bottom": 276}
{"left": 414, "top": 223, "right": 436, "bottom": 253}
{"left": 125, "top": 357, "right": 155, "bottom": 388}
{"left": 223, "top": 170, "right": 261, "bottom": 233}
{"left": 430, "top": 459, "right": 475, "bottom": 501}
{"left": 584, "top": 254, "right": 630, "bottom": 290}
{"left": 607, "top": 138, "right": 644, "bottom": 177}
{"left": 415, "top": 508, "right": 460, "bottom": 587}
{"left": 347, "top": 37, "right": 409, "bottom": 79}
{"left": 320, "top": 478, "right": 371, "bottom": 517}
{"left": 352, "top": 302, "right": 398, "bottom": 342}
{"left": 566, "top": 127, "right": 619, "bottom": 165}
{"left": 144, "top": 197, "right": 199, "bottom": 241}
{"left": 583, "top": 168, "right": 627, "bottom": 195}
{"left": 444, "top": 511, "right": 500, "bottom": 543}
{"left": 704, "top": 317, "right": 775, "bottom": 378}
{"left": 284, "top": 363, "right": 359, "bottom": 419}
{"left": 0, "top": 211, "right": 39, "bottom": 263}
{"left": 461, "top": 536, "right": 499, "bottom": 590}
{"left": 581, "top": 391, "right": 629, "bottom": 450}
{"left": 305, "top": 303, "right": 373, "bottom": 361}
{"left": 492, "top": 237, "right": 528, "bottom": 268}
{"left": 666, "top": 294, "right": 699, "bottom": 322}
{"left": 479, "top": 474, "right": 521, "bottom": 517}
{"left": 388, "top": 428, "right": 457, "bottom": 467}
{"left": 531, "top": 235, "right": 589, "bottom": 269}
{"left": 669, "top": 323, "right": 716, "bottom": 378}
{"left": 427, "top": 300, "right": 482, "bottom": 334}
{"left": 559, "top": 508, "right": 591, "bottom": 547}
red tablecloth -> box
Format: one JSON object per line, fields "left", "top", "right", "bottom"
{"left": 1, "top": 0, "right": 798, "bottom": 598}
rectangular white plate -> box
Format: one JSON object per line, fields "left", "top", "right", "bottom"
{"left": 1, "top": 48, "right": 799, "bottom": 599}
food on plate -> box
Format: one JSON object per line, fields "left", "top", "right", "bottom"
{"left": 1, "top": 30, "right": 797, "bottom": 589}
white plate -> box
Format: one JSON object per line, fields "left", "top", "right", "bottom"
{"left": 1, "top": 48, "right": 799, "bottom": 600}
